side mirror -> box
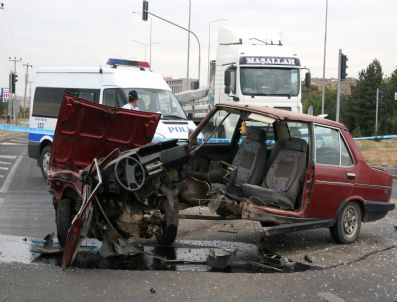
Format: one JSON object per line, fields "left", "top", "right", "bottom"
{"left": 305, "top": 72, "right": 311, "bottom": 88}
{"left": 224, "top": 86, "right": 231, "bottom": 94}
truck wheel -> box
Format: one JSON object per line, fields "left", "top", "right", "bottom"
{"left": 330, "top": 202, "right": 361, "bottom": 244}
{"left": 39, "top": 145, "right": 51, "bottom": 180}
{"left": 57, "top": 198, "right": 73, "bottom": 247}
{"left": 156, "top": 196, "right": 179, "bottom": 245}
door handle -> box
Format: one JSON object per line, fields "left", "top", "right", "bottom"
{"left": 346, "top": 172, "right": 356, "bottom": 180}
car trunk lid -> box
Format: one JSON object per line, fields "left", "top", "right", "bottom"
{"left": 50, "top": 95, "right": 161, "bottom": 173}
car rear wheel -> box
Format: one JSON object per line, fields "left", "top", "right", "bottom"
{"left": 156, "top": 195, "right": 179, "bottom": 245}
{"left": 330, "top": 202, "right": 361, "bottom": 244}
{"left": 39, "top": 145, "right": 51, "bottom": 180}
{"left": 56, "top": 198, "right": 74, "bottom": 247}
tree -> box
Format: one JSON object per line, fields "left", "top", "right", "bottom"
{"left": 348, "top": 59, "right": 383, "bottom": 136}
{"left": 302, "top": 85, "right": 336, "bottom": 120}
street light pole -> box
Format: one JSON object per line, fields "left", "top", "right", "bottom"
{"left": 321, "top": 0, "right": 328, "bottom": 115}
{"left": 145, "top": 10, "right": 201, "bottom": 86}
{"left": 186, "top": 0, "right": 191, "bottom": 90}
{"left": 208, "top": 18, "right": 227, "bottom": 86}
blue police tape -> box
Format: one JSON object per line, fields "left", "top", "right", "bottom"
{"left": 0, "top": 124, "right": 54, "bottom": 135}
{"left": 353, "top": 134, "right": 397, "bottom": 141}
{"left": 1, "top": 124, "right": 397, "bottom": 142}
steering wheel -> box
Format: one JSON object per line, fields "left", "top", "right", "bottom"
{"left": 114, "top": 156, "right": 146, "bottom": 192}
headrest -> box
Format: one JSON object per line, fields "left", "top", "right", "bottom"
{"left": 246, "top": 127, "right": 266, "bottom": 142}
{"left": 283, "top": 137, "right": 308, "bottom": 152}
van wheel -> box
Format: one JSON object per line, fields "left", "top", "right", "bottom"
{"left": 330, "top": 202, "right": 361, "bottom": 244}
{"left": 39, "top": 145, "right": 51, "bottom": 180}
{"left": 56, "top": 198, "right": 73, "bottom": 247}
{"left": 156, "top": 195, "right": 179, "bottom": 245}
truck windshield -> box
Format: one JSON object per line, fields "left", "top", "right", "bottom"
{"left": 103, "top": 88, "right": 187, "bottom": 120}
{"left": 240, "top": 67, "right": 300, "bottom": 97}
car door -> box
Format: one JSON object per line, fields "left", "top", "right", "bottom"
{"left": 308, "top": 124, "right": 356, "bottom": 218}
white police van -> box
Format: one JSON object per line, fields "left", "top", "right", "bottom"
{"left": 28, "top": 58, "right": 198, "bottom": 179}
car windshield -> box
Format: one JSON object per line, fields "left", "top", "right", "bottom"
{"left": 122, "top": 88, "right": 187, "bottom": 120}
{"left": 240, "top": 67, "right": 300, "bottom": 97}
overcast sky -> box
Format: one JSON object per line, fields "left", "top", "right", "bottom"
{"left": 0, "top": 0, "right": 396, "bottom": 95}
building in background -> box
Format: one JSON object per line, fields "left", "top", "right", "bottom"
{"left": 164, "top": 77, "right": 198, "bottom": 94}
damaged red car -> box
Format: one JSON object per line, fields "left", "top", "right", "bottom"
{"left": 48, "top": 95, "right": 395, "bottom": 267}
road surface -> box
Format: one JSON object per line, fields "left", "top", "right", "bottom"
{"left": 0, "top": 133, "right": 396, "bottom": 302}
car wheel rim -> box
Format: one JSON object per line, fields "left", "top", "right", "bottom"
{"left": 343, "top": 207, "right": 358, "bottom": 237}
{"left": 43, "top": 152, "right": 50, "bottom": 174}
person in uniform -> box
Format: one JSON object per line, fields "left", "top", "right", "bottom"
{"left": 122, "top": 90, "right": 140, "bottom": 110}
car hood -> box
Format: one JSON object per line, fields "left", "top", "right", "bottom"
{"left": 50, "top": 95, "right": 161, "bottom": 172}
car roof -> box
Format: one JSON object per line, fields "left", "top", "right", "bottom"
{"left": 216, "top": 102, "right": 347, "bottom": 130}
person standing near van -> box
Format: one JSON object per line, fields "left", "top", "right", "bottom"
{"left": 122, "top": 90, "right": 140, "bottom": 110}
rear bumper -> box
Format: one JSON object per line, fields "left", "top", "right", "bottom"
{"left": 363, "top": 201, "right": 395, "bottom": 222}
{"left": 28, "top": 141, "right": 40, "bottom": 160}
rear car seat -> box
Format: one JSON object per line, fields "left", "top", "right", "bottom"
{"left": 241, "top": 137, "right": 308, "bottom": 210}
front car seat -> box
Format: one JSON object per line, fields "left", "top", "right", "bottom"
{"left": 241, "top": 137, "right": 308, "bottom": 210}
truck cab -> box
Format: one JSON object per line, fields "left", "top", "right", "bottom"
{"left": 213, "top": 27, "right": 310, "bottom": 113}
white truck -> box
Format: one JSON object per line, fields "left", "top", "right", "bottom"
{"left": 179, "top": 27, "right": 311, "bottom": 123}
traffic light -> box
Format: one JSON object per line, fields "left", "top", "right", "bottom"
{"left": 142, "top": 0, "right": 149, "bottom": 21}
{"left": 341, "top": 54, "right": 348, "bottom": 80}
{"left": 9, "top": 72, "right": 17, "bottom": 94}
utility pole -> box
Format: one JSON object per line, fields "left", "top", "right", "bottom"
{"left": 375, "top": 88, "right": 379, "bottom": 134}
{"left": 8, "top": 56, "right": 22, "bottom": 125}
{"left": 23, "top": 63, "right": 33, "bottom": 110}
{"left": 29, "top": 81, "right": 34, "bottom": 101}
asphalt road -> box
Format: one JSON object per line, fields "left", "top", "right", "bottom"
{"left": 0, "top": 133, "right": 396, "bottom": 302}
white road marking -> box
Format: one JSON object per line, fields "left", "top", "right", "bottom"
{"left": 0, "top": 166, "right": 9, "bottom": 171}
{"left": 1, "top": 142, "right": 24, "bottom": 146}
{"left": 0, "top": 161, "right": 12, "bottom": 165}
{"left": 317, "top": 292, "right": 346, "bottom": 302}
{"left": 0, "top": 155, "right": 17, "bottom": 159}
{"left": 0, "top": 155, "right": 23, "bottom": 193}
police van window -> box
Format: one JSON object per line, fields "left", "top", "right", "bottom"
{"left": 33, "top": 87, "right": 100, "bottom": 118}
{"left": 32, "top": 87, "right": 64, "bottom": 117}
{"left": 103, "top": 88, "right": 125, "bottom": 108}
{"left": 65, "top": 89, "right": 99, "bottom": 103}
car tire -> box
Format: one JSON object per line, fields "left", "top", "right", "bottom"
{"left": 156, "top": 195, "right": 179, "bottom": 245}
{"left": 330, "top": 201, "right": 362, "bottom": 244}
{"left": 56, "top": 198, "right": 73, "bottom": 247}
{"left": 39, "top": 145, "right": 51, "bottom": 180}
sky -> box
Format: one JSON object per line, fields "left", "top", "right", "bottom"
{"left": 0, "top": 0, "right": 396, "bottom": 96}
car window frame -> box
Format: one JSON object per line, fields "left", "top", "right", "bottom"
{"left": 313, "top": 123, "right": 355, "bottom": 168}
